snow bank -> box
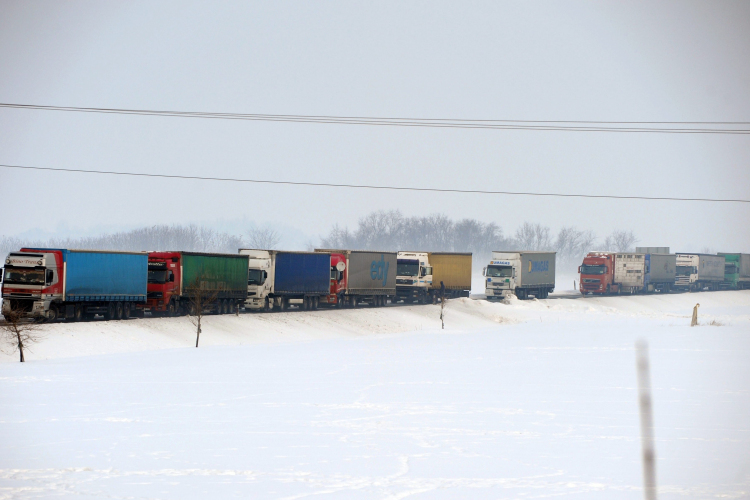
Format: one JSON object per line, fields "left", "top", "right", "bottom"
{"left": 2, "top": 291, "right": 748, "bottom": 362}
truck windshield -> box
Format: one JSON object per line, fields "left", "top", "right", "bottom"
{"left": 486, "top": 265, "right": 512, "bottom": 278}
{"left": 676, "top": 265, "right": 695, "bottom": 275}
{"left": 397, "top": 261, "right": 419, "bottom": 277}
{"left": 725, "top": 263, "right": 737, "bottom": 274}
{"left": 580, "top": 265, "right": 607, "bottom": 275}
{"left": 248, "top": 269, "right": 265, "bottom": 285}
{"left": 148, "top": 270, "right": 168, "bottom": 284}
{"left": 3, "top": 268, "right": 45, "bottom": 285}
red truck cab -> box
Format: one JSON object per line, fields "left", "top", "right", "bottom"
{"left": 144, "top": 252, "right": 182, "bottom": 315}
{"left": 2, "top": 249, "right": 65, "bottom": 319}
{"left": 579, "top": 252, "right": 617, "bottom": 295}
{"left": 320, "top": 252, "right": 347, "bottom": 306}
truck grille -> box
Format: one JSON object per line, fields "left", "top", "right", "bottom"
{"left": 147, "top": 291, "right": 163, "bottom": 299}
{"left": 675, "top": 276, "right": 690, "bottom": 285}
{"left": 583, "top": 279, "right": 600, "bottom": 283}
{"left": 396, "top": 279, "right": 414, "bottom": 285}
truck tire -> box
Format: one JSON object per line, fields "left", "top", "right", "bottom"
{"left": 123, "top": 302, "right": 131, "bottom": 320}
{"left": 74, "top": 304, "right": 83, "bottom": 322}
{"left": 47, "top": 306, "right": 58, "bottom": 322}
{"left": 351, "top": 296, "right": 358, "bottom": 308}
{"left": 104, "top": 302, "right": 114, "bottom": 321}
{"left": 115, "top": 302, "right": 123, "bottom": 320}
{"left": 263, "top": 297, "right": 271, "bottom": 312}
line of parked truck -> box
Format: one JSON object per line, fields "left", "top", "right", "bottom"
{"left": 578, "top": 247, "right": 750, "bottom": 295}
{"left": 0, "top": 247, "right": 474, "bottom": 321}
{"left": 1, "top": 244, "right": 747, "bottom": 322}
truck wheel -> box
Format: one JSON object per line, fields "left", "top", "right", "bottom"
{"left": 167, "top": 301, "right": 176, "bottom": 317}
{"left": 74, "top": 304, "right": 83, "bottom": 322}
{"left": 115, "top": 302, "right": 124, "bottom": 320}
{"left": 351, "top": 296, "right": 358, "bottom": 308}
{"left": 105, "top": 302, "right": 116, "bottom": 321}
{"left": 123, "top": 302, "right": 131, "bottom": 319}
{"left": 47, "top": 306, "right": 58, "bottom": 322}
{"left": 263, "top": 297, "right": 271, "bottom": 312}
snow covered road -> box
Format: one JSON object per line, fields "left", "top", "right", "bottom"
{"left": 1, "top": 292, "right": 749, "bottom": 498}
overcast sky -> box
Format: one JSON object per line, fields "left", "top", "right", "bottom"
{"left": 1, "top": 1, "right": 749, "bottom": 251}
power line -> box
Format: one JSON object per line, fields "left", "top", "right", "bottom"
{"left": 1, "top": 103, "right": 749, "bottom": 134}
{"left": 2, "top": 163, "right": 748, "bottom": 204}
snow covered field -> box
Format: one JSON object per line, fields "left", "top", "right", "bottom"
{"left": 1, "top": 291, "right": 749, "bottom": 498}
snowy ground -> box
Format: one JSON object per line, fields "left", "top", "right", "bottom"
{"left": 1, "top": 291, "right": 749, "bottom": 498}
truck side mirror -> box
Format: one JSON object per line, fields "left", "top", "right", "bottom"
{"left": 46, "top": 269, "right": 54, "bottom": 285}
{"left": 0, "top": 268, "right": 3, "bottom": 283}
{"left": 168, "top": 271, "right": 175, "bottom": 282}
{"left": 482, "top": 267, "right": 486, "bottom": 276}
{"left": 578, "top": 266, "right": 581, "bottom": 273}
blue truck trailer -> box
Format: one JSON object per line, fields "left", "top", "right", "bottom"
{"left": 267, "top": 251, "right": 330, "bottom": 311}
{"left": 2, "top": 248, "right": 147, "bottom": 321}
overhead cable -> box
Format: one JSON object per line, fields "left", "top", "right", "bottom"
{"left": 1, "top": 103, "right": 749, "bottom": 134}
{"left": 1, "top": 163, "right": 748, "bottom": 203}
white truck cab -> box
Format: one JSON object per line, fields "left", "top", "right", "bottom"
{"left": 484, "top": 251, "right": 556, "bottom": 300}
{"left": 396, "top": 251, "right": 433, "bottom": 303}
{"left": 239, "top": 249, "right": 274, "bottom": 311}
{"left": 484, "top": 256, "right": 515, "bottom": 299}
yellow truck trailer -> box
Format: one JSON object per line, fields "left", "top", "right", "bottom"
{"left": 429, "top": 252, "right": 472, "bottom": 298}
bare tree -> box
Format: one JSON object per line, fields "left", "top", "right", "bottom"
{"left": 1, "top": 305, "right": 43, "bottom": 362}
{"left": 604, "top": 230, "right": 638, "bottom": 252}
{"left": 555, "top": 227, "right": 597, "bottom": 267}
{"left": 514, "top": 222, "right": 552, "bottom": 251}
{"left": 185, "top": 275, "right": 219, "bottom": 348}
{"left": 246, "top": 227, "right": 281, "bottom": 249}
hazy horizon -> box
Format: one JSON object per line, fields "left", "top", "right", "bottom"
{"left": 1, "top": 1, "right": 749, "bottom": 252}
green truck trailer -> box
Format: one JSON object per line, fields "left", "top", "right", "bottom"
{"left": 718, "top": 253, "right": 750, "bottom": 290}
{"left": 144, "top": 251, "right": 249, "bottom": 316}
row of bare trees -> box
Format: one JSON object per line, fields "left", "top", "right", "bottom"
{"left": 319, "top": 211, "right": 638, "bottom": 272}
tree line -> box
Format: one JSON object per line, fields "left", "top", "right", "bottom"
{"left": 1, "top": 214, "right": 638, "bottom": 274}
{"left": 320, "top": 210, "right": 638, "bottom": 272}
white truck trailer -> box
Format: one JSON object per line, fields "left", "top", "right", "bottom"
{"left": 613, "top": 253, "right": 646, "bottom": 294}
{"left": 484, "top": 251, "right": 556, "bottom": 300}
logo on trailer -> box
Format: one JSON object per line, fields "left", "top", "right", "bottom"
{"left": 528, "top": 260, "right": 549, "bottom": 272}
{"left": 370, "top": 255, "right": 390, "bottom": 286}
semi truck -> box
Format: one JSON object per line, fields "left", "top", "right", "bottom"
{"left": 239, "top": 250, "right": 330, "bottom": 311}
{"left": 2, "top": 248, "right": 147, "bottom": 321}
{"left": 674, "top": 253, "right": 725, "bottom": 291}
{"left": 143, "top": 251, "right": 249, "bottom": 316}
{"left": 578, "top": 252, "right": 616, "bottom": 295}
{"left": 396, "top": 251, "right": 433, "bottom": 303}
{"left": 484, "top": 251, "right": 556, "bottom": 300}
{"left": 395, "top": 251, "right": 472, "bottom": 303}
{"left": 429, "top": 252, "right": 472, "bottom": 299}
{"left": 717, "top": 253, "right": 750, "bottom": 290}
{"left": 315, "top": 250, "right": 397, "bottom": 307}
